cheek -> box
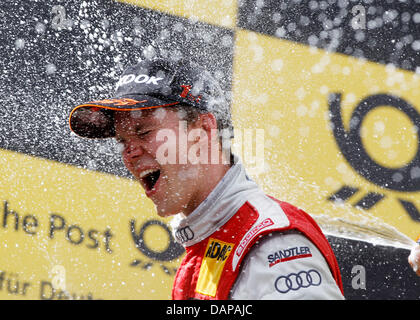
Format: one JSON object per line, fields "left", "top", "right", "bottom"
{"left": 154, "top": 138, "right": 179, "bottom": 165}
{"left": 175, "top": 166, "right": 199, "bottom": 182}
{"left": 121, "top": 150, "right": 136, "bottom": 173}
{"left": 119, "top": 142, "right": 142, "bottom": 171}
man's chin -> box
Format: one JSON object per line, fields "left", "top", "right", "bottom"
{"left": 154, "top": 205, "right": 179, "bottom": 218}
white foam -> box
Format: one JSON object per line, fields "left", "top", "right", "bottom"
{"left": 315, "top": 214, "right": 416, "bottom": 250}
{"left": 408, "top": 246, "right": 420, "bottom": 272}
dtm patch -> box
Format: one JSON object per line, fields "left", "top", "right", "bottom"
{"left": 195, "top": 238, "right": 234, "bottom": 297}
{"left": 268, "top": 246, "right": 312, "bottom": 267}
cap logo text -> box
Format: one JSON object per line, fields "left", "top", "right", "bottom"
{"left": 116, "top": 74, "right": 164, "bottom": 90}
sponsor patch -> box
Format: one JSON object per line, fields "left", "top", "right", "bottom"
{"left": 268, "top": 246, "right": 312, "bottom": 267}
{"left": 274, "top": 269, "right": 322, "bottom": 294}
{"left": 175, "top": 226, "right": 194, "bottom": 243}
{"left": 195, "top": 238, "right": 234, "bottom": 297}
{"left": 236, "top": 218, "right": 274, "bottom": 257}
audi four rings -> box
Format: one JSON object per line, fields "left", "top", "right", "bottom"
{"left": 275, "top": 269, "right": 322, "bottom": 294}
{"left": 175, "top": 226, "right": 195, "bottom": 243}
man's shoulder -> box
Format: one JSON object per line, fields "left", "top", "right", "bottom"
{"left": 230, "top": 231, "right": 345, "bottom": 300}
{"left": 235, "top": 194, "right": 329, "bottom": 262}
{"left": 231, "top": 196, "right": 318, "bottom": 271}
{"left": 244, "top": 193, "right": 313, "bottom": 224}
{"left": 265, "top": 195, "right": 310, "bottom": 215}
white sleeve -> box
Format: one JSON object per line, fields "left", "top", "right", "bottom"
{"left": 229, "top": 230, "right": 345, "bottom": 300}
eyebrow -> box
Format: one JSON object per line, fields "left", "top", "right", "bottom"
{"left": 115, "top": 120, "right": 158, "bottom": 142}
{"left": 114, "top": 108, "right": 166, "bottom": 140}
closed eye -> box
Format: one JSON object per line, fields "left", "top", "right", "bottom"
{"left": 137, "top": 130, "right": 152, "bottom": 138}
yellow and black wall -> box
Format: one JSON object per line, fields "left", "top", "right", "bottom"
{"left": 1, "top": 0, "right": 420, "bottom": 299}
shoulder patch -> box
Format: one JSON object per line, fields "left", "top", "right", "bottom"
{"left": 232, "top": 196, "right": 290, "bottom": 271}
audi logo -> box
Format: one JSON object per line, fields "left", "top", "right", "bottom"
{"left": 175, "top": 226, "right": 194, "bottom": 243}
{"left": 275, "top": 269, "right": 322, "bottom": 294}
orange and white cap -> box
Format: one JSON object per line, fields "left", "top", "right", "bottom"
{"left": 69, "top": 58, "right": 231, "bottom": 139}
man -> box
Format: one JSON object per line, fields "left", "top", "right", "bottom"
{"left": 69, "top": 58, "right": 344, "bottom": 299}
{"left": 409, "top": 237, "right": 420, "bottom": 277}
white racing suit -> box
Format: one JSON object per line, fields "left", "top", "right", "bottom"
{"left": 171, "top": 156, "right": 344, "bottom": 300}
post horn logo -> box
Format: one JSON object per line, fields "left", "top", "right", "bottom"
{"left": 328, "top": 93, "right": 420, "bottom": 221}
{"left": 129, "top": 219, "right": 185, "bottom": 276}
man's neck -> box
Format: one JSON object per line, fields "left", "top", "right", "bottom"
{"left": 184, "top": 161, "right": 232, "bottom": 216}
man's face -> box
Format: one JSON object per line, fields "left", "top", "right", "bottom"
{"left": 114, "top": 108, "right": 200, "bottom": 217}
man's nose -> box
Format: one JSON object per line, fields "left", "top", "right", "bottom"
{"left": 124, "top": 143, "right": 144, "bottom": 160}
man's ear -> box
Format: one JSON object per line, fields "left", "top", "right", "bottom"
{"left": 188, "top": 113, "right": 218, "bottom": 145}
{"left": 197, "top": 113, "right": 218, "bottom": 133}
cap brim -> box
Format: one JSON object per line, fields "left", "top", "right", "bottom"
{"left": 69, "top": 95, "right": 180, "bottom": 138}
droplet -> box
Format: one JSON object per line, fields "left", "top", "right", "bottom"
{"left": 35, "top": 22, "right": 46, "bottom": 34}
{"left": 15, "top": 38, "right": 25, "bottom": 50}
{"left": 46, "top": 63, "right": 57, "bottom": 75}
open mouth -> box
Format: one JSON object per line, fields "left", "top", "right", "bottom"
{"left": 139, "top": 169, "right": 161, "bottom": 192}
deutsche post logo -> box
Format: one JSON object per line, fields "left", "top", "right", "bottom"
{"left": 129, "top": 219, "right": 185, "bottom": 276}
{"left": 328, "top": 93, "right": 420, "bottom": 221}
